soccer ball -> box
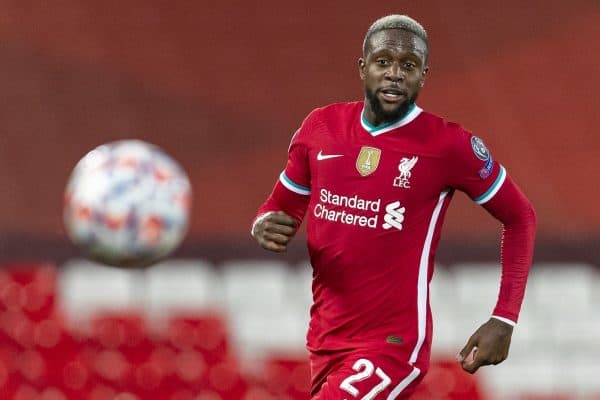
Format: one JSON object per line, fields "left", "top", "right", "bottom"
{"left": 63, "top": 140, "right": 192, "bottom": 268}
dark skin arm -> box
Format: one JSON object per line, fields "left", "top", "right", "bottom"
{"left": 252, "top": 211, "right": 298, "bottom": 253}
{"left": 457, "top": 317, "right": 514, "bottom": 374}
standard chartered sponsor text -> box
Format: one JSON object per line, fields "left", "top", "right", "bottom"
{"left": 314, "top": 189, "right": 380, "bottom": 227}
{"left": 319, "top": 189, "right": 380, "bottom": 211}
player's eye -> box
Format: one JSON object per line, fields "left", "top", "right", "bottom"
{"left": 376, "top": 59, "right": 390, "bottom": 66}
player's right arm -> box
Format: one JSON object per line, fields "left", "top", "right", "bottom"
{"left": 251, "top": 111, "right": 316, "bottom": 252}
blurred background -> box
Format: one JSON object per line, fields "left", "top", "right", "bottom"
{"left": 0, "top": 1, "right": 599, "bottom": 399}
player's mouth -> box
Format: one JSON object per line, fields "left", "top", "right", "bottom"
{"left": 378, "top": 87, "right": 407, "bottom": 103}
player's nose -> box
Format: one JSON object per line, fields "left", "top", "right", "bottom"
{"left": 385, "top": 64, "right": 404, "bottom": 82}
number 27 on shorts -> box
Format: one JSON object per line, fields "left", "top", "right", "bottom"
{"left": 339, "top": 358, "right": 391, "bottom": 399}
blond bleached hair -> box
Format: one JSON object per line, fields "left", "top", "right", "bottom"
{"left": 362, "top": 15, "right": 429, "bottom": 57}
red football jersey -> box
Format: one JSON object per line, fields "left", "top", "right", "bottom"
{"left": 255, "top": 100, "right": 535, "bottom": 397}
{"left": 278, "top": 101, "right": 508, "bottom": 366}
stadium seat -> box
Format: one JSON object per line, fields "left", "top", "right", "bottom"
{"left": 58, "top": 260, "right": 142, "bottom": 334}
{"left": 206, "top": 359, "right": 248, "bottom": 399}
{"left": 285, "top": 261, "right": 313, "bottom": 312}
{"left": 164, "top": 313, "right": 229, "bottom": 364}
{"left": 260, "top": 354, "right": 311, "bottom": 400}
{"left": 143, "top": 259, "right": 224, "bottom": 328}
{"left": 169, "top": 388, "right": 224, "bottom": 400}
{"left": 528, "top": 263, "right": 597, "bottom": 316}
{"left": 33, "top": 257, "right": 597, "bottom": 399}
{"left": 411, "top": 358, "right": 488, "bottom": 399}
{"left": 227, "top": 310, "right": 306, "bottom": 362}
{"left": 479, "top": 354, "right": 562, "bottom": 398}
{"left": 90, "top": 312, "right": 147, "bottom": 350}
{"left": 0, "top": 310, "right": 35, "bottom": 348}
{"left": 221, "top": 260, "right": 305, "bottom": 360}
{"left": 451, "top": 262, "right": 502, "bottom": 317}
{"left": 429, "top": 265, "right": 463, "bottom": 354}
{"left": 36, "top": 387, "right": 69, "bottom": 400}
{"left": 0, "top": 263, "right": 57, "bottom": 320}
{"left": 11, "top": 384, "right": 39, "bottom": 400}
{"left": 220, "top": 260, "right": 290, "bottom": 315}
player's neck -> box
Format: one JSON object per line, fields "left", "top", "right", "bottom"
{"left": 361, "top": 102, "right": 416, "bottom": 128}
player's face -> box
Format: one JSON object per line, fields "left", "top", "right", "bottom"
{"left": 359, "top": 29, "right": 428, "bottom": 125}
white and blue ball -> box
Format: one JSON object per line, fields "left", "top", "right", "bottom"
{"left": 63, "top": 140, "right": 192, "bottom": 267}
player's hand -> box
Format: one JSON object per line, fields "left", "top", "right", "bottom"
{"left": 251, "top": 211, "right": 298, "bottom": 253}
{"left": 457, "top": 318, "right": 513, "bottom": 374}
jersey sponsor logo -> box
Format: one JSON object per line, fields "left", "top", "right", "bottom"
{"left": 356, "top": 146, "right": 381, "bottom": 176}
{"left": 382, "top": 201, "right": 405, "bottom": 230}
{"left": 471, "top": 136, "right": 490, "bottom": 161}
{"left": 318, "top": 189, "right": 381, "bottom": 211}
{"left": 393, "top": 156, "right": 418, "bottom": 188}
{"left": 314, "top": 189, "right": 380, "bottom": 227}
{"left": 317, "top": 150, "right": 344, "bottom": 160}
{"left": 313, "top": 189, "right": 406, "bottom": 231}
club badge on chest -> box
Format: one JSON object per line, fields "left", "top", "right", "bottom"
{"left": 393, "top": 156, "right": 418, "bottom": 188}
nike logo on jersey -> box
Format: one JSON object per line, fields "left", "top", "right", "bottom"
{"left": 317, "top": 150, "right": 344, "bottom": 161}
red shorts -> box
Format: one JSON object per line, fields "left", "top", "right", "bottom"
{"left": 310, "top": 347, "right": 426, "bottom": 400}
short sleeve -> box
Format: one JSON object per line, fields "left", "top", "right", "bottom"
{"left": 446, "top": 127, "right": 506, "bottom": 205}
{"left": 278, "top": 110, "right": 315, "bottom": 196}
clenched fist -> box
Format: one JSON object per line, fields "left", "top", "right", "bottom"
{"left": 252, "top": 211, "right": 298, "bottom": 253}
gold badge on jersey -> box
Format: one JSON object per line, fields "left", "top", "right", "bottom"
{"left": 356, "top": 146, "right": 381, "bottom": 176}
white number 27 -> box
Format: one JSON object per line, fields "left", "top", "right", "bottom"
{"left": 339, "top": 358, "right": 391, "bottom": 399}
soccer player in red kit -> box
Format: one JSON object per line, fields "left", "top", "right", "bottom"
{"left": 252, "top": 15, "right": 536, "bottom": 399}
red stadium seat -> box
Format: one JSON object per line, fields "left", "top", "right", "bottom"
{"left": 261, "top": 353, "right": 311, "bottom": 400}
{"left": 37, "top": 387, "right": 68, "bottom": 400}
{"left": 60, "top": 358, "right": 91, "bottom": 393}
{"left": 88, "top": 311, "right": 155, "bottom": 373}
{"left": 173, "top": 349, "right": 207, "bottom": 387}
{"left": 242, "top": 386, "right": 280, "bottom": 400}
{"left": 411, "top": 358, "right": 488, "bottom": 400}
{"left": 86, "top": 384, "right": 117, "bottom": 400}
{"left": 11, "top": 383, "right": 39, "bottom": 400}
{"left": 90, "top": 312, "right": 147, "bottom": 350}
{"left": 207, "top": 359, "right": 248, "bottom": 399}
{"left": 165, "top": 313, "right": 229, "bottom": 358}
{"left": 170, "top": 389, "right": 224, "bottom": 400}
{"left": 0, "top": 263, "right": 58, "bottom": 321}
{"left": 0, "top": 311, "right": 35, "bottom": 348}
{"left": 14, "top": 349, "right": 46, "bottom": 385}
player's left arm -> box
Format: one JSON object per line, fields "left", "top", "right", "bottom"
{"left": 446, "top": 129, "right": 537, "bottom": 374}
{"left": 458, "top": 174, "right": 537, "bottom": 374}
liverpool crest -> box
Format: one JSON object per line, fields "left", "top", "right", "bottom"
{"left": 393, "top": 156, "right": 418, "bottom": 188}
{"left": 356, "top": 146, "right": 381, "bottom": 176}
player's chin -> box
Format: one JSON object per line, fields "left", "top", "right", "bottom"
{"left": 378, "top": 103, "right": 406, "bottom": 120}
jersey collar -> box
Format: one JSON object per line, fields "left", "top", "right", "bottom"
{"left": 360, "top": 103, "right": 422, "bottom": 136}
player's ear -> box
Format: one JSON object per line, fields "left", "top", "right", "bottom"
{"left": 358, "top": 58, "right": 367, "bottom": 80}
{"left": 419, "top": 65, "right": 429, "bottom": 88}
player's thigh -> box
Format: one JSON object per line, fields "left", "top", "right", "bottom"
{"left": 312, "top": 355, "right": 424, "bottom": 400}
